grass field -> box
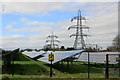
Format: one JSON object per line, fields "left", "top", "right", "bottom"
{"left": 1, "top": 52, "right": 120, "bottom": 80}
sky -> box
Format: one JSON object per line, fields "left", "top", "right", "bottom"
{"left": 0, "top": 0, "right": 119, "bottom": 50}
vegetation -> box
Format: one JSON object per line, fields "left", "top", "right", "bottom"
{"left": 107, "top": 35, "right": 120, "bottom": 51}
{"left": 10, "top": 61, "right": 49, "bottom": 75}
{"left": 53, "top": 62, "right": 103, "bottom": 74}
{"left": 1, "top": 52, "right": 120, "bottom": 79}
{"left": 13, "top": 52, "right": 31, "bottom": 61}
{"left": 2, "top": 61, "right": 105, "bottom": 78}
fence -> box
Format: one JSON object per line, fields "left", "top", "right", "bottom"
{"left": 105, "top": 54, "right": 120, "bottom": 79}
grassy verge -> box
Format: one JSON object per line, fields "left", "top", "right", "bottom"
{"left": 2, "top": 61, "right": 105, "bottom": 78}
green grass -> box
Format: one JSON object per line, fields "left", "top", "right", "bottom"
{"left": 3, "top": 60, "right": 106, "bottom": 78}
{"left": 9, "top": 52, "right": 62, "bottom": 75}
{"left": 10, "top": 61, "right": 49, "bottom": 75}
{"left": 13, "top": 52, "right": 31, "bottom": 61}
{"left": 2, "top": 73, "right": 104, "bottom": 78}
{"left": 52, "top": 62, "right": 102, "bottom": 74}
{"left": 2, "top": 73, "right": 118, "bottom": 79}
{"left": 2, "top": 53, "right": 119, "bottom": 79}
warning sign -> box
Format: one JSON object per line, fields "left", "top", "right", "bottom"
{"left": 116, "top": 57, "right": 120, "bottom": 62}
{"left": 48, "top": 54, "right": 54, "bottom": 61}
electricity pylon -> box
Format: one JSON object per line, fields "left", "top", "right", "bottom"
{"left": 68, "top": 10, "right": 90, "bottom": 49}
{"left": 46, "top": 32, "right": 60, "bottom": 49}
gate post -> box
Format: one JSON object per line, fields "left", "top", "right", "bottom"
{"left": 118, "top": 54, "right": 120, "bottom": 77}
{"left": 105, "top": 54, "right": 109, "bottom": 79}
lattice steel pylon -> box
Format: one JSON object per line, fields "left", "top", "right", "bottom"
{"left": 46, "top": 32, "right": 60, "bottom": 49}
{"left": 68, "top": 10, "right": 90, "bottom": 49}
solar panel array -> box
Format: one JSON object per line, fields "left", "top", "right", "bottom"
{"left": 22, "top": 51, "right": 46, "bottom": 58}
{"left": 78, "top": 52, "right": 119, "bottom": 64}
{"left": 22, "top": 50, "right": 119, "bottom": 64}
{"left": 37, "top": 50, "right": 84, "bottom": 64}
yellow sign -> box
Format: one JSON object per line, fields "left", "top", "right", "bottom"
{"left": 116, "top": 57, "right": 120, "bottom": 59}
{"left": 116, "top": 57, "right": 120, "bottom": 62}
{"left": 49, "top": 54, "right": 54, "bottom": 61}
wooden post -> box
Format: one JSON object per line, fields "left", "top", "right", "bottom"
{"left": 88, "top": 52, "right": 90, "bottom": 78}
{"left": 70, "top": 57, "right": 73, "bottom": 74}
{"left": 50, "top": 60, "right": 52, "bottom": 77}
{"left": 67, "top": 58, "right": 69, "bottom": 72}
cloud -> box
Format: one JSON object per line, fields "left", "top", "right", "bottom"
{"left": 2, "top": 0, "right": 119, "bottom": 2}
{"left": 2, "top": 0, "right": 70, "bottom": 2}
{"left": 2, "top": 2, "right": 87, "bottom": 15}
{"left": 3, "top": 35, "right": 24, "bottom": 40}
{"left": 3, "top": 10, "right": 118, "bottom": 49}
{"left": 19, "top": 17, "right": 27, "bottom": 22}
{"left": 27, "top": 21, "right": 54, "bottom": 26}
{"left": 2, "top": 2, "right": 65, "bottom": 15}
{"left": 3, "top": 19, "right": 74, "bottom": 49}
{"left": 6, "top": 26, "right": 52, "bottom": 32}
{"left": 2, "top": 2, "right": 118, "bottom": 50}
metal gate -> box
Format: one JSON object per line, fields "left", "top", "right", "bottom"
{"left": 105, "top": 54, "right": 120, "bottom": 79}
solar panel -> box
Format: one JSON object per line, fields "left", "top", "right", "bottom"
{"left": 22, "top": 51, "right": 46, "bottom": 58}
{"left": 78, "top": 52, "right": 119, "bottom": 64}
{"left": 37, "top": 50, "right": 84, "bottom": 64}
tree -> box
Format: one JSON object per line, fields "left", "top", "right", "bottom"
{"left": 107, "top": 35, "right": 120, "bottom": 51}
{"left": 60, "top": 46, "right": 65, "bottom": 49}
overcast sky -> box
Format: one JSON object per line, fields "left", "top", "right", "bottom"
{"left": 1, "top": 0, "right": 119, "bottom": 50}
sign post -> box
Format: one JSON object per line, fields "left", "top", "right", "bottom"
{"left": 48, "top": 52, "right": 54, "bottom": 77}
